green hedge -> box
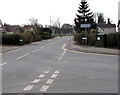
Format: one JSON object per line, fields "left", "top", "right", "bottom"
{"left": 42, "top": 35, "right": 53, "bottom": 39}
{"left": 107, "top": 32, "right": 120, "bottom": 49}
{"left": 34, "top": 35, "right": 42, "bottom": 42}
{"left": 20, "top": 32, "right": 32, "bottom": 45}
{"left": 2, "top": 32, "right": 32, "bottom": 45}
{"left": 74, "top": 33, "right": 96, "bottom": 46}
{"left": 2, "top": 34, "right": 22, "bottom": 45}
{"left": 74, "top": 32, "right": 120, "bottom": 49}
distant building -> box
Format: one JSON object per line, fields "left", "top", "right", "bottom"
{"left": 4, "top": 23, "right": 21, "bottom": 34}
{"left": 23, "top": 25, "right": 33, "bottom": 32}
{"left": 62, "top": 24, "right": 72, "bottom": 29}
{"left": 97, "top": 23, "right": 116, "bottom": 34}
{"left": 0, "top": 20, "right": 5, "bottom": 33}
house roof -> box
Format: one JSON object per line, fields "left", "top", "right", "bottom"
{"left": 97, "top": 23, "right": 116, "bottom": 28}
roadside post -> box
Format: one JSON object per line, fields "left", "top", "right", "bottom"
{"left": 80, "top": 24, "right": 91, "bottom": 46}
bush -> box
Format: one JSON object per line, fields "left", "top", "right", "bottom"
{"left": 74, "top": 33, "right": 96, "bottom": 46}
{"left": 107, "top": 32, "right": 120, "bottom": 49}
{"left": 2, "top": 34, "right": 22, "bottom": 45}
{"left": 20, "top": 32, "right": 32, "bottom": 45}
{"left": 34, "top": 35, "right": 42, "bottom": 42}
{"left": 74, "top": 33, "right": 85, "bottom": 45}
{"left": 42, "top": 35, "right": 52, "bottom": 39}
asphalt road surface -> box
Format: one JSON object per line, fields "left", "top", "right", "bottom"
{"left": 2, "top": 36, "right": 118, "bottom": 93}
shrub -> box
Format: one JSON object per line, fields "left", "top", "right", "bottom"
{"left": 42, "top": 35, "right": 52, "bottom": 39}
{"left": 107, "top": 32, "right": 120, "bottom": 49}
{"left": 74, "top": 33, "right": 96, "bottom": 46}
{"left": 2, "top": 34, "right": 22, "bottom": 45}
{"left": 34, "top": 35, "right": 42, "bottom": 42}
{"left": 20, "top": 32, "right": 32, "bottom": 45}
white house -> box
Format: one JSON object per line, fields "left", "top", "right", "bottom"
{"left": 97, "top": 23, "right": 116, "bottom": 34}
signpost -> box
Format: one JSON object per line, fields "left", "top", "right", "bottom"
{"left": 80, "top": 24, "right": 91, "bottom": 46}
{"left": 80, "top": 24, "right": 91, "bottom": 28}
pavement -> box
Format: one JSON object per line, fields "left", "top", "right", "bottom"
{"left": 2, "top": 37, "right": 119, "bottom": 55}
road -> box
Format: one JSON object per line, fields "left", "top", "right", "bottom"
{"left": 2, "top": 36, "right": 118, "bottom": 93}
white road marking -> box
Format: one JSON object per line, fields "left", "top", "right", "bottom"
{"left": 32, "top": 79, "right": 41, "bottom": 83}
{"left": 43, "top": 71, "right": 49, "bottom": 74}
{"left": 39, "top": 74, "right": 46, "bottom": 78}
{"left": 51, "top": 74, "right": 58, "bottom": 78}
{"left": 0, "top": 62, "right": 7, "bottom": 66}
{"left": 54, "top": 71, "right": 60, "bottom": 74}
{"left": 32, "top": 49, "right": 39, "bottom": 53}
{"left": 23, "top": 85, "right": 34, "bottom": 91}
{"left": 40, "top": 85, "right": 49, "bottom": 92}
{"left": 46, "top": 79, "right": 54, "bottom": 84}
{"left": 17, "top": 54, "right": 29, "bottom": 60}
{"left": 58, "top": 50, "right": 66, "bottom": 60}
{"left": 41, "top": 43, "right": 53, "bottom": 48}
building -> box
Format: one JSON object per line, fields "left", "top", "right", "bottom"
{"left": 4, "top": 23, "right": 21, "bottom": 34}
{"left": 97, "top": 23, "right": 116, "bottom": 34}
{"left": 0, "top": 20, "right": 5, "bottom": 33}
{"left": 118, "top": 1, "right": 120, "bottom": 32}
{"left": 23, "top": 25, "right": 33, "bottom": 32}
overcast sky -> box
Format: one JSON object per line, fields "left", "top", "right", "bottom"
{"left": 0, "top": 0, "right": 119, "bottom": 26}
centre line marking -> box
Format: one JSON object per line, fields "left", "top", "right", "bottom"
{"left": 17, "top": 54, "right": 29, "bottom": 60}
{"left": 32, "top": 79, "right": 41, "bottom": 83}
{"left": 39, "top": 74, "right": 46, "bottom": 78}
{"left": 23, "top": 85, "right": 34, "bottom": 91}
{"left": 54, "top": 71, "right": 60, "bottom": 74}
{"left": 40, "top": 85, "right": 49, "bottom": 92}
{"left": 0, "top": 62, "right": 7, "bottom": 66}
{"left": 51, "top": 74, "right": 58, "bottom": 78}
{"left": 32, "top": 49, "right": 39, "bottom": 53}
{"left": 58, "top": 50, "right": 67, "bottom": 60}
{"left": 46, "top": 79, "right": 54, "bottom": 84}
{"left": 43, "top": 71, "right": 49, "bottom": 74}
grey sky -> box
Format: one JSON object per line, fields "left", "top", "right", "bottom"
{"left": 0, "top": 0, "right": 119, "bottom": 26}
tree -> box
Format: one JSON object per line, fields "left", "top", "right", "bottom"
{"left": 97, "top": 13, "right": 105, "bottom": 23}
{"left": 29, "top": 18, "right": 43, "bottom": 35}
{"left": 74, "top": 0, "right": 96, "bottom": 33}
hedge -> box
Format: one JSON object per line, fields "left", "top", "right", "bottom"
{"left": 107, "top": 32, "right": 120, "bottom": 49}
{"left": 74, "top": 33, "right": 96, "bottom": 46}
{"left": 2, "top": 34, "right": 22, "bottom": 45}
{"left": 2, "top": 32, "right": 32, "bottom": 45}
{"left": 42, "top": 35, "right": 53, "bottom": 39}
{"left": 74, "top": 32, "right": 120, "bottom": 49}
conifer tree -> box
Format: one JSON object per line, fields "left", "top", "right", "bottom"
{"left": 74, "top": 0, "right": 96, "bottom": 33}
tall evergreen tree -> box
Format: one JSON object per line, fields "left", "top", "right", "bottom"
{"left": 74, "top": 0, "right": 96, "bottom": 33}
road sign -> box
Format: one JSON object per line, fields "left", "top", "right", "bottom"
{"left": 80, "top": 24, "right": 91, "bottom": 28}
{"left": 82, "top": 37, "right": 87, "bottom": 40}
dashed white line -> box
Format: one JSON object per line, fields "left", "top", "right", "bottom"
{"left": 17, "top": 54, "right": 29, "bottom": 60}
{"left": 40, "top": 85, "right": 49, "bottom": 92}
{"left": 58, "top": 50, "right": 66, "bottom": 60}
{"left": 32, "top": 79, "right": 41, "bottom": 83}
{"left": 0, "top": 62, "right": 7, "bottom": 66}
{"left": 43, "top": 71, "right": 49, "bottom": 74}
{"left": 54, "top": 71, "right": 60, "bottom": 74}
{"left": 32, "top": 49, "right": 39, "bottom": 53}
{"left": 38, "top": 74, "right": 46, "bottom": 78}
{"left": 23, "top": 85, "right": 34, "bottom": 91}
{"left": 51, "top": 74, "right": 58, "bottom": 78}
{"left": 46, "top": 79, "right": 54, "bottom": 84}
